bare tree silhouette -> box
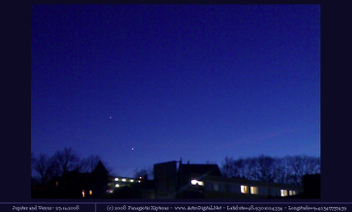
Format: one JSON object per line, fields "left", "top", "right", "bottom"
{"left": 53, "top": 147, "right": 80, "bottom": 176}
{"left": 221, "top": 154, "right": 320, "bottom": 185}
{"left": 79, "top": 154, "right": 102, "bottom": 173}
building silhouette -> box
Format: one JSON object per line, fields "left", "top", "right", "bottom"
{"left": 154, "top": 161, "right": 178, "bottom": 199}
{"left": 106, "top": 159, "right": 305, "bottom": 199}
{"left": 32, "top": 160, "right": 109, "bottom": 198}
{"left": 151, "top": 159, "right": 303, "bottom": 199}
{"left": 32, "top": 159, "right": 318, "bottom": 199}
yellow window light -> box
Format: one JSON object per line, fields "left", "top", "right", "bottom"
{"left": 241, "top": 185, "right": 248, "bottom": 194}
{"left": 191, "top": 180, "right": 204, "bottom": 186}
{"left": 250, "top": 186, "right": 258, "bottom": 194}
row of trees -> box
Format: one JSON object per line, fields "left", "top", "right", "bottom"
{"left": 32, "top": 148, "right": 320, "bottom": 187}
{"left": 31, "top": 147, "right": 154, "bottom": 186}
{"left": 221, "top": 154, "right": 320, "bottom": 185}
{"left": 31, "top": 147, "right": 108, "bottom": 186}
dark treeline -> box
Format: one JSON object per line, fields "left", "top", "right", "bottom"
{"left": 32, "top": 147, "right": 320, "bottom": 188}
{"left": 221, "top": 154, "right": 320, "bottom": 185}
{"left": 31, "top": 147, "right": 153, "bottom": 188}
{"left": 31, "top": 147, "right": 109, "bottom": 187}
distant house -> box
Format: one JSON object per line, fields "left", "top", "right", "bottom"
{"left": 105, "top": 172, "right": 155, "bottom": 199}
{"left": 152, "top": 159, "right": 303, "bottom": 199}
{"left": 200, "top": 175, "right": 303, "bottom": 199}
{"left": 105, "top": 176, "right": 144, "bottom": 198}
{"left": 32, "top": 160, "right": 109, "bottom": 198}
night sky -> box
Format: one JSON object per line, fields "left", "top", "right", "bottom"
{"left": 31, "top": 5, "right": 320, "bottom": 177}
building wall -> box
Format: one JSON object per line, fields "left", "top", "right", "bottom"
{"left": 154, "top": 161, "right": 177, "bottom": 199}
{"left": 152, "top": 162, "right": 304, "bottom": 199}
{"left": 202, "top": 177, "right": 303, "bottom": 199}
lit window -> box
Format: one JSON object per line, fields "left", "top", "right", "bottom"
{"left": 191, "top": 180, "right": 204, "bottom": 186}
{"left": 82, "top": 190, "right": 85, "bottom": 198}
{"left": 281, "top": 189, "right": 288, "bottom": 197}
{"left": 114, "top": 178, "right": 119, "bottom": 181}
{"left": 89, "top": 190, "right": 92, "bottom": 195}
{"left": 241, "top": 185, "right": 248, "bottom": 194}
{"left": 115, "top": 184, "right": 120, "bottom": 188}
{"left": 122, "top": 178, "right": 126, "bottom": 182}
{"left": 250, "top": 186, "right": 258, "bottom": 194}
{"left": 289, "top": 190, "right": 296, "bottom": 196}
{"left": 56, "top": 181, "right": 58, "bottom": 186}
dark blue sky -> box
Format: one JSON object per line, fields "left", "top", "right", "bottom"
{"left": 31, "top": 5, "right": 320, "bottom": 177}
